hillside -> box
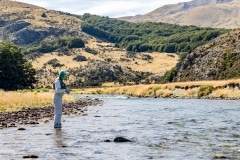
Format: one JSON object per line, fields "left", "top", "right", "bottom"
{"left": 81, "top": 14, "right": 227, "bottom": 53}
{"left": 1, "top": 0, "right": 239, "bottom": 90}
{"left": 0, "top": 0, "right": 179, "bottom": 88}
{"left": 0, "top": 0, "right": 87, "bottom": 46}
{"left": 119, "top": 0, "right": 240, "bottom": 29}
{"left": 173, "top": 29, "right": 240, "bottom": 81}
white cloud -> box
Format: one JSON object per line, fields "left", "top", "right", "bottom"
{"left": 14, "top": 0, "right": 192, "bottom": 17}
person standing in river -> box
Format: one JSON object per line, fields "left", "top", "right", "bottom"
{"left": 52, "top": 70, "right": 70, "bottom": 128}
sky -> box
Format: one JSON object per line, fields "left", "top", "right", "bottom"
{"left": 14, "top": 0, "right": 192, "bottom": 18}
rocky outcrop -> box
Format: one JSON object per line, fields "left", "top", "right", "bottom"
{"left": 68, "top": 61, "right": 152, "bottom": 87}
{"left": 174, "top": 29, "right": 240, "bottom": 81}
{"left": 0, "top": 0, "right": 86, "bottom": 47}
{"left": 1, "top": 20, "right": 82, "bottom": 45}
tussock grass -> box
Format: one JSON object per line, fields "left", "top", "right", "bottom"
{"left": 77, "top": 79, "right": 240, "bottom": 99}
{"left": 0, "top": 90, "right": 75, "bottom": 112}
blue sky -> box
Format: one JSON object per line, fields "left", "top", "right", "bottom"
{"left": 14, "top": 0, "right": 192, "bottom": 18}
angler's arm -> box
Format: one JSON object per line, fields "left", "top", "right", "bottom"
{"left": 54, "top": 81, "right": 66, "bottom": 94}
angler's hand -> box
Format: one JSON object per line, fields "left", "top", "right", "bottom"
{"left": 65, "top": 88, "right": 71, "bottom": 94}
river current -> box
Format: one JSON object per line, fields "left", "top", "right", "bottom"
{"left": 0, "top": 95, "right": 240, "bottom": 160}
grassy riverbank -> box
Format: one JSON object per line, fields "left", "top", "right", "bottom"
{"left": 0, "top": 89, "right": 75, "bottom": 112}
{"left": 74, "top": 79, "right": 240, "bottom": 99}
{"left": 1, "top": 79, "right": 240, "bottom": 112}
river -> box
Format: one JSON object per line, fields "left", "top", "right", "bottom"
{"left": 0, "top": 95, "right": 240, "bottom": 160}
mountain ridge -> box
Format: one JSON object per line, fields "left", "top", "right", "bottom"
{"left": 119, "top": 0, "right": 240, "bottom": 29}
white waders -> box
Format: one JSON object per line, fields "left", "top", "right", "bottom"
{"left": 53, "top": 77, "right": 66, "bottom": 128}
{"left": 53, "top": 93, "right": 63, "bottom": 128}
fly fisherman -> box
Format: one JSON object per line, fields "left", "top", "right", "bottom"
{"left": 53, "top": 70, "right": 70, "bottom": 128}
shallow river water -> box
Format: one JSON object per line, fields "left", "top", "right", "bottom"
{"left": 1, "top": 95, "right": 240, "bottom": 160}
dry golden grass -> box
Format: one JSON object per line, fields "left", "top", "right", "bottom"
{"left": 0, "top": 90, "right": 76, "bottom": 112}
{"left": 76, "top": 79, "right": 240, "bottom": 99}
{"left": 0, "top": 0, "right": 82, "bottom": 29}
{"left": 31, "top": 39, "right": 179, "bottom": 87}
{"left": 32, "top": 45, "right": 178, "bottom": 75}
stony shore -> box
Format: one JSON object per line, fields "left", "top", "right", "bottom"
{"left": 0, "top": 97, "right": 103, "bottom": 129}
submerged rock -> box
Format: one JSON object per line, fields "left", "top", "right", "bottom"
{"left": 213, "top": 154, "right": 228, "bottom": 159}
{"left": 104, "top": 139, "right": 111, "bottom": 142}
{"left": 114, "top": 137, "right": 131, "bottom": 142}
{"left": 22, "top": 154, "right": 38, "bottom": 158}
{"left": 18, "top": 127, "right": 26, "bottom": 130}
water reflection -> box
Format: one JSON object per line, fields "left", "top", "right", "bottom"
{"left": 54, "top": 129, "right": 67, "bottom": 147}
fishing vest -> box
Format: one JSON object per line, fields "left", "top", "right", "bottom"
{"left": 53, "top": 77, "right": 66, "bottom": 89}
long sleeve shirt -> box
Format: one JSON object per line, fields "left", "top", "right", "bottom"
{"left": 53, "top": 77, "right": 66, "bottom": 96}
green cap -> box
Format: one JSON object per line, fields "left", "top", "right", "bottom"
{"left": 59, "top": 70, "right": 69, "bottom": 79}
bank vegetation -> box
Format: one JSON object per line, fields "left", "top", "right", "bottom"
{"left": 75, "top": 79, "right": 240, "bottom": 100}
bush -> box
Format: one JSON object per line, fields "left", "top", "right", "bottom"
{"left": 73, "top": 55, "right": 87, "bottom": 62}
{"left": 67, "top": 38, "right": 85, "bottom": 49}
{"left": 198, "top": 85, "right": 213, "bottom": 97}
{"left": 153, "top": 86, "right": 161, "bottom": 97}
{"left": 85, "top": 47, "right": 98, "bottom": 55}
{"left": 45, "top": 58, "right": 64, "bottom": 68}
{"left": 161, "top": 67, "right": 177, "bottom": 83}
{"left": 41, "top": 12, "right": 47, "bottom": 18}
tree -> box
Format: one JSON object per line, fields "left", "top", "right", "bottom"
{"left": 0, "top": 41, "right": 37, "bottom": 90}
{"left": 67, "top": 38, "right": 85, "bottom": 49}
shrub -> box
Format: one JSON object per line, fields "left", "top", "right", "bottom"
{"left": 73, "top": 55, "right": 87, "bottom": 62}
{"left": 162, "top": 67, "right": 177, "bottom": 83}
{"left": 67, "top": 38, "right": 85, "bottom": 49}
{"left": 41, "top": 12, "right": 47, "bottom": 18}
{"left": 85, "top": 47, "right": 98, "bottom": 55}
{"left": 198, "top": 85, "right": 213, "bottom": 97}
{"left": 45, "top": 58, "right": 64, "bottom": 68}
{"left": 153, "top": 86, "right": 161, "bottom": 97}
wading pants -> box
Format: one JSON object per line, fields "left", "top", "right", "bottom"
{"left": 53, "top": 93, "right": 63, "bottom": 128}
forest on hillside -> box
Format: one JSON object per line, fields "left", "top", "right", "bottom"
{"left": 81, "top": 13, "right": 229, "bottom": 53}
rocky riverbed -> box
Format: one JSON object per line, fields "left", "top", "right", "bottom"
{"left": 0, "top": 97, "right": 103, "bottom": 129}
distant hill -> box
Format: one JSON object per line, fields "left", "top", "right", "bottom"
{"left": 0, "top": 0, "right": 179, "bottom": 88}
{"left": 119, "top": 0, "right": 240, "bottom": 29}
{"left": 0, "top": 0, "right": 239, "bottom": 89}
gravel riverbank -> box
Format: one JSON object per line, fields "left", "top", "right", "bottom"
{"left": 0, "top": 97, "right": 103, "bottom": 129}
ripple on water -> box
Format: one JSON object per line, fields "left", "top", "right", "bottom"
{"left": 0, "top": 97, "right": 240, "bottom": 159}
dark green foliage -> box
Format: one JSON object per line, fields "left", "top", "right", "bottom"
{"left": 216, "top": 51, "right": 240, "bottom": 79}
{"left": 45, "top": 58, "right": 64, "bottom": 68}
{"left": 73, "top": 55, "right": 87, "bottom": 62}
{"left": 81, "top": 14, "right": 228, "bottom": 53}
{"left": 41, "top": 12, "right": 47, "bottom": 18}
{"left": 67, "top": 38, "right": 85, "bottom": 49}
{"left": 0, "top": 41, "right": 37, "bottom": 90}
{"left": 24, "top": 37, "right": 85, "bottom": 54}
{"left": 198, "top": 85, "right": 213, "bottom": 97}
{"left": 161, "top": 67, "right": 177, "bottom": 83}
{"left": 84, "top": 47, "right": 98, "bottom": 55}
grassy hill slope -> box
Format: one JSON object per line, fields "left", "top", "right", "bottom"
{"left": 0, "top": 0, "right": 180, "bottom": 88}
